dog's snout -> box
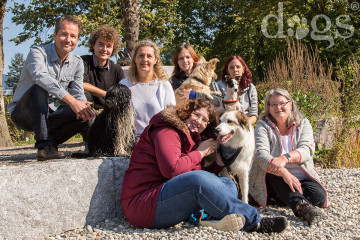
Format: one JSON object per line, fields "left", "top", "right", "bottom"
{"left": 214, "top": 128, "right": 220, "bottom": 136}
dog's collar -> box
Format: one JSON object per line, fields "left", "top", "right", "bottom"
{"left": 223, "top": 96, "right": 239, "bottom": 105}
{"left": 192, "top": 76, "right": 204, "bottom": 84}
{"left": 219, "top": 145, "right": 243, "bottom": 168}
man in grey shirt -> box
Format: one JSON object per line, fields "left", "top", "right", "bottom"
{"left": 7, "top": 15, "right": 95, "bottom": 161}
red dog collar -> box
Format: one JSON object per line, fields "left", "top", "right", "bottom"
{"left": 224, "top": 96, "right": 239, "bottom": 105}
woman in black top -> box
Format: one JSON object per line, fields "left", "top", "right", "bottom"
{"left": 170, "top": 43, "right": 222, "bottom": 107}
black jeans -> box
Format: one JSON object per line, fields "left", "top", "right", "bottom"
{"left": 266, "top": 173, "right": 327, "bottom": 215}
{"left": 11, "top": 85, "right": 91, "bottom": 149}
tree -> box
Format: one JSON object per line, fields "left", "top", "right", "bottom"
{"left": 6, "top": 52, "right": 24, "bottom": 88}
{"left": 120, "top": 0, "right": 139, "bottom": 63}
{"left": 0, "top": 0, "right": 14, "bottom": 147}
{"left": 9, "top": 0, "right": 180, "bottom": 62}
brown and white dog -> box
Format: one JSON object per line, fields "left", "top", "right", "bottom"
{"left": 215, "top": 110, "right": 255, "bottom": 203}
{"left": 175, "top": 56, "right": 220, "bottom": 107}
{"left": 223, "top": 75, "right": 241, "bottom": 111}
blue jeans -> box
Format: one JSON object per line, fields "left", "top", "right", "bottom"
{"left": 153, "top": 170, "right": 261, "bottom": 231}
{"left": 10, "top": 85, "right": 91, "bottom": 149}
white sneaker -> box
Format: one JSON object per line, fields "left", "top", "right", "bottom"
{"left": 199, "top": 213, "right": 245, "bottom": 231}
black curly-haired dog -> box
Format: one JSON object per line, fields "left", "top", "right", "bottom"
{"left": 72, "top": 84, "right": 135, "bottom": 157}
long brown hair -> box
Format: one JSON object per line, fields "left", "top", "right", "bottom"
{"left": 220, "top": 55, "right": 252, "bottom": 90}
{"left": 176, "top": 98, "right": 219, "bottom": 140}
{"left": 172, "top": 44, "right": 199, "bottom": 77}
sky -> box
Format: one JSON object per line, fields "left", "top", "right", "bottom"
{"left": 3, "top": 0, "right": 90, "bottom": 75}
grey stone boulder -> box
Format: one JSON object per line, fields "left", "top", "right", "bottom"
{"left": 0, "top": 157, "right": 129, "bottom": 240}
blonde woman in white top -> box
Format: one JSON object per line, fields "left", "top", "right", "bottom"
{"left": 120, "top": 40, "right": 176, "bottom": 139}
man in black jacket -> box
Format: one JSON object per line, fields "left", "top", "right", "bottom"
{"left": 81, "top": 25, "right": 126, "bottom": 110}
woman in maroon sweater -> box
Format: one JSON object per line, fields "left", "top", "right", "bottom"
{"left": 121, "top": 99, "right": 288, "bottom": 233}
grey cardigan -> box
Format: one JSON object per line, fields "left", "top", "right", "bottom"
{"left": 217, "top": 81, "right": 258, "bottom": 117}
{"left": 249, "top": 118, "right": 328, "bottom": 208}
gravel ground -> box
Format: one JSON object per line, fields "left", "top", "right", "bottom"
{"left": 1, "top": 144, "right": 359, "bottom": 239}
{"left": 44, "top": 168, "right": 360, "bottom": 240}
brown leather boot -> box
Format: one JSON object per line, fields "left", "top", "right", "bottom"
{"left": 296, "top": 199, "right": 323, "bottom": 226}
{"left": 37, "top": 145, "right": 66, "bottom": 161}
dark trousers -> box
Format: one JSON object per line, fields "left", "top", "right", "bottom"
{"left": 10, "top": 85, "right": 91, "bottom": 149}
{"left": 266, "top": 173, "right": 327, "bottom": 215}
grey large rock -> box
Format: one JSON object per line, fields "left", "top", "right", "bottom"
{"left": 0, "top": 157, "right": 130, "bottom": 240}
{"left": 313, "top": 116, "right": 360, "bottom": 150}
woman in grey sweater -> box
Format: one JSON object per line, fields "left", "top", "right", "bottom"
{"left": 217, "top": 55, "right": 258, "bottom": 124}
{"left": 249, "top": 89, "right": 328, "bottom": 226}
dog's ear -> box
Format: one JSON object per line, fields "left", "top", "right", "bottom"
{"left": 209, "top": 58, "right": 219, "bottom": 69}
{"left": 198, "top": 56, "right": 206, "bottom": 64}
{"left": 235, "top": 111, "right": 250, "bottom": 132}
{"left": 235, "top": 76, "right": 241, "bottom": 81}
{"left": 225, "top": 75, "right": 230, "bottom": 82}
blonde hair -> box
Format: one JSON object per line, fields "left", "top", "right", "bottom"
{"left": 127, "top": 40, "right": 168, "bottom": 84}
{"left": 259, "top": 88, "right": 303, "bottom": 127}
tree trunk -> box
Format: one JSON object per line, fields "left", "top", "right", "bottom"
{"left": 119, "top": 0, "right": 139, "bottom": 65}
{"left": 0, "top": 0, "right": 14, "bottom": 147}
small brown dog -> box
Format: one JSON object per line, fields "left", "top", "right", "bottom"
{"left": 175, "top": 56, "right": 220, "bottom": 107}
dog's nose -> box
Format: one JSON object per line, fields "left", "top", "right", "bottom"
{"left": 214, "top": 128, "right": 220, "bottom": 136}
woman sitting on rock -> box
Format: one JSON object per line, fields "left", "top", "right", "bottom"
{"left": 217, "top": 55, "right": 258, "bottom": 124}
{"left": 121, "top": 98, "right": 288, "bottom": 233}
{"left": 170, "top": 43, "right": 222, "bottom": 107}
{"left": 120, "top": 40, "right": 176, "bottom": 140}
{"left": 250, "top": 88, "right": 328, "bottom": 226}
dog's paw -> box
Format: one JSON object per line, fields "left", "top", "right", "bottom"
{"left": 211, "top": 91, "right": 222, "bottom": 96}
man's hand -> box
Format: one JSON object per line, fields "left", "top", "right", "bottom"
{"left": 62, "top": 94, "right": 96, "bottom": 121}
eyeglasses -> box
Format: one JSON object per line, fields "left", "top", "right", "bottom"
{"left": 269, "top": 101, "right": 291, "bottom": 109}
{"left": 192, "top": 111, "right": 210, "bottom": 125}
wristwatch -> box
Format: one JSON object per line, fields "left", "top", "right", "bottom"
{"left": 284, "top": 153, "right": 291, "bottom": 163}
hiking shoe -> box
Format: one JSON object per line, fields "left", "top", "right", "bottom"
{"left": 251, "top": 216, "right": 288, "bottom": 233}
{"left": 199, "top": 213, "right": 245, "bottom": 231}
{"left": 37, "top": 145, "right": 66, "bottom": 161}
{"left": 296, "top": 199, "right": 323, "bottom": 226}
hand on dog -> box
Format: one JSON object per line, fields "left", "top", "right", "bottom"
{"left": 197, "top": 138, "right": 217, "bottom": 158}
{"left": 268, "top": 156, "right": 287, "bottom": 173}
{"left": 178, "top": 88, "right": 192, "bottom": 100}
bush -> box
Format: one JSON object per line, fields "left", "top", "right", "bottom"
{"left": 256, "top": 38, "right": 340, "bottom": 119}
{"left": 3, "top": 95, "right": 33, "bottom": 142}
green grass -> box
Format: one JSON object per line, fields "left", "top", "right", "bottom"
{"left": 13, "top": 134, "right": 84, "bottom": 147}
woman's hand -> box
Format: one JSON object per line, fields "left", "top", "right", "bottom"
{"left": 268, "top": 156, "right": 288, "bottom": 173}
{"left": 178, "top": 88, "right": 192, "bottom": 101}
{"left": 197, "top": 138, "right": 217, "bottom": 158}
{"left": 280, "top": 168, "right": 303, "bottom": 194}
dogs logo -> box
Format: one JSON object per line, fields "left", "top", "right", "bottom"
{"left": 215, "top": 110, "right": 255, "bottom": 203}
{"left": 175, "top": 56, "right": 220, "bottom": 107}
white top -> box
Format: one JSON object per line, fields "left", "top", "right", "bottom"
{"left": 120, "top": 78, "right": 176, "bottom": 137}
{"left": 281, "top": 134, "right": 308, "bottom": 180}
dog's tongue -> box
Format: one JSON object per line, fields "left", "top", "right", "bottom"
{"left": 219, "top": 133, "right": 232, "bottom": 143}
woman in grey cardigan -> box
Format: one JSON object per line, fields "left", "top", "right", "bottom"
{"left": 217, "top": 55, "right": 258, "bottom": 124}
{"left": 249, "top": 89, "right": 328, "bottom": 226}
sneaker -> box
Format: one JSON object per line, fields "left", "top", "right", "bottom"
{"left": 37, "top": 145, "right": 66, "bottom": 161}
{"left": 199, "top": 213, "right": 245, "bottom": 231}
{"left": 251, "top": 216, "right": 288, "bottom": 233}
{"left": 296, "top": 199, "right": 323, "bottom": 226}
